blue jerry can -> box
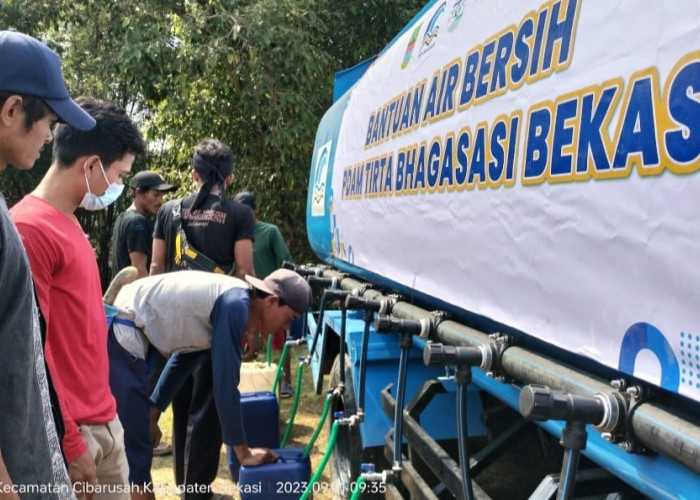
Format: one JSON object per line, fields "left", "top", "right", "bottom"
{"left": 239, "top": 447, "right": 312, "bottom": 500}
{"left": 226, "top": 390, "right": 280, "bottom": 481}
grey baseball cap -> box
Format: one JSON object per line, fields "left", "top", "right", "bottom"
{"left": 245, "top": 269, "right": 311, "bottom": 315}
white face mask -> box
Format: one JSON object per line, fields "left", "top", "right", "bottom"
{"left": 79, "top": 160, "right": 125, "bottom": 211}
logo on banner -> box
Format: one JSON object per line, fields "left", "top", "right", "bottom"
{"left": 618, "top": 322, "right": 680, "bottom": 392}
{"left": 311, "top": 141, "right": 332, "bottom": 217}
{"left": 419, "top": 2, "right": 446, "bottom": 56}
{"left": 401, "top": 23, "right": 423, "bottom": 69}
{"left": 330, "top": 209, "right": 354, "bottom": 263}
{"left": 679, "top": 330, "right": 700, "bottom": 392}
{"left": 447, "top": 0, "right": 465, "bottom": 32}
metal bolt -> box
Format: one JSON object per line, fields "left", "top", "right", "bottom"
{"left": 626, "top": 386, "right": 640, "bottom": 398}
{"left": 619, "top": 442, "right": 633, "bottom": 453}
{"left": 493, "top": 333, "right": 510, "bottom": 345}
{"left": 610, "top": 379, "right": 625, "bottom": 390}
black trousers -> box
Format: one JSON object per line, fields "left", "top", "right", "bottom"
{"left": 172, "top": 352, "right": 222, "bottom": 500}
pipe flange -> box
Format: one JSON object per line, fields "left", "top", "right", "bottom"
{"left": 426, "top": 310, "right": 449, "bottom": 339}
{"left": 378, "top": 299, "right": 393, "bottom": 315}
{"left": 490, "top": 331, "right": 514, "bottom": 347}
{"left": 418, "top": 317, "right": 432, "bottom": 339}
{"left": 601, "top": 379, "right": 647, "bottom": 454}
{"left": 430, "top": 310, "right": 450, "bottom": 325}
{"left": 477, "top": 343, "right": 494, "bottom": 372}
{"left": 484, "top": 332, "right": 513, "bottom": 383}
{"left": 619, "top": 384, "right": 649, "bottom": 455}
{"left": 594, "top": 392, "right": 624, "bottom": 433}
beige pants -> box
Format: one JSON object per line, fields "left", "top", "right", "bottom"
{"left": 79, "top": 416, "right": 131, "bottom": 500}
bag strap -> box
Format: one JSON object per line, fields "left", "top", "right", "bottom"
{"left": 173, "top": 201, "right": 186, "bottom": 267}
{"left": 172, "top": 201, "right": 233, "bottom": 275}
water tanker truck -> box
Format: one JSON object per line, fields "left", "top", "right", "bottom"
{"left": 300, "top": 1, "right": 700, "bottom": 498}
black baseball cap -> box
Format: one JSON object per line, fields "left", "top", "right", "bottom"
{"left": 131, "top": 170, "right": 176, "bottom": 192}
{"left": 234, "top": 191, "right": 256, "bottom": 209}
{"left": 0, "top": 30, "right": 95, "bottom": 131}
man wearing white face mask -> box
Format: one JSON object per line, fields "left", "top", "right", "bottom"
{"left": 11, "top": 96, "right": 146, "bottom": 499}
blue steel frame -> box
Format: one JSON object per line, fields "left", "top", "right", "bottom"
{"left": 468, "top": 364, "right": 700, "bottom": 499}
{"left": 306, "top": 311, "right": 700, "bottom": 498}
{"left": 306, "top": 310, "right": 486, "bottom": 448}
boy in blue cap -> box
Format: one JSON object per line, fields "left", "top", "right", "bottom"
{"left": 0, "top": 30, "right": 94, "bottom": 499}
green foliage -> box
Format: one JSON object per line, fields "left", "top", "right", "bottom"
{"left": 0, "top": 0, "right": 426, "bottom": 283}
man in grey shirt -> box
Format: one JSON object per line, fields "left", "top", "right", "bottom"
{"left": 0, "top": 30, "right": 95, "bottom": 498}
{"left": 109, "top": 269, "right": 311, "bottom": 480}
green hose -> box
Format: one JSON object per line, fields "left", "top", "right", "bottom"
{"left": 303, "top": 394, "right": 332, "bottom": 458}
{"left": 272, "top": 341, "right": 290, "bottom": 394}
{"left": 280, "top": 361, "right": 305, "bottom": 447}
{"left": 266, "top": 333, "right": 273, "bottom": 365}
{"left": 300, "top": 421, "right": 340, "bottom": 500}
{"left": 350, "top": 476, "right": 366, "bottom": 500}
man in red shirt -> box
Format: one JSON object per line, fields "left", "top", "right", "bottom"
{"left": 12, "top": 97, "right": 146, "bottom": 499}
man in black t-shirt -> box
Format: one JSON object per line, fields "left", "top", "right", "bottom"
{"left": 151, "top": 138, "right": 255, "bottom": 500}
{"left": 111, "top": 170, "right": 176, "bottom": 278}
{"left": 110, "top": 170, "right": 178, "bottom": 475}
{"left": 152, "top": 190, "right": 255, "bottom": 274}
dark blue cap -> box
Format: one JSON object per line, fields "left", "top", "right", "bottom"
{"left": 0, "top": 30, "right": 95, "bottom": 131}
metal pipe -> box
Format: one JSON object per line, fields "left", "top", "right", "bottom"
{"left": 358, "top": 314, "right": 371, "bottom": 414}
{"left": 558, "top": 446, "right": 581, "bottom": 500}
{"left": 556, "top": 420, "right": 588, "bottom": 500}
{"left": 393, "top": 338, "right": 410, "bottom": 468}
{"left": 320, "top": 269, "right": 700, "bottom": 476}
{"left": 457, "top": 377, "right": 474, "bottom": 500}
{"left": 339, "top": 307, "right": 347, "bottom": 389}
{"left": 307, "top": 289, "right": 329, "bottom": 358}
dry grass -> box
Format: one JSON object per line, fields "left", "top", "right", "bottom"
{"left": 150, "top": 346, "right": 332, "bottom": 499}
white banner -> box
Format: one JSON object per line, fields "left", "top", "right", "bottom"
{"left": 319, "top": 0, "right": 700, "bottom": 401}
